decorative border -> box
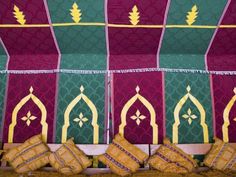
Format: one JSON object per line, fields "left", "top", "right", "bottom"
{"left": 112, "top": 142, "right": 140, "bottom": 164}
{"left": 16, "top": 150, "right": 49, "bottom": 169}
{"left": 1, "top": 23, "right": 236, "bottom": 29}
{"left": 63, "top": 144, "right": 84, "bottom": 169}
{"left": 210, "top": 143, "right": 226, "bottom": 167}
{"left": 155, "top": 151, "right": 189, "bottom": 171}
{"left": 1, "top": 68, "right": 236, "bottom": 75}
{"left": 163, "top": 144, "right": 195, "bottom": 166}
{"left": 11, "top": 141, "right": 43, "bottom": 163}
{"left": 104, "top": 153, "right": 131, "bottom": 173}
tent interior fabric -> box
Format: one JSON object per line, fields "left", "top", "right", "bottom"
{"left": 0, "top": 0, "right": 236, "bottom": 162}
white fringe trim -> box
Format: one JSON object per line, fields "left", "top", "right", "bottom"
{"left": 0, "top": 68, "right": 236, "bottom": 75}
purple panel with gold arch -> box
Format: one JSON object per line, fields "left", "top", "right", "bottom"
{"left": 112, "top": 72, "right": 164, "bottom": 144}
{"left": 212, "top": 75, "right": 236, "bottom": 142}
{"left": 108, "top": 0, "right": 168, "bottom": 70}
{"left": 3, "top": 74, "right": 57, "bottom": 143}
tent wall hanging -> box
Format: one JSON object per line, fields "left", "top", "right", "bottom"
{"left": 0, "top": 0, "right": 236, "bottom": 147}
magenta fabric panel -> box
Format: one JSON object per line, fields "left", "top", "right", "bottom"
{"left": 0, "top": 0, "right": 49, "bottom": 24}
{"left": 0, "top": 0, "right": 58, "bottom": 69}
{"left": 212, "top": 75, "right": 236, "bottom": 142}
{"left": 112, "top": 72, "right": 164, "bottom": 144}
{"left": 3, "top": 74, "right": 57, "bottom": 143}
{"left": 7, "top": 54, "right": 58, "bottom": 70}
{"left": 108, "top": 0, "right": 168, "bottom": 70}
{"left": 207, "top": 1, "right": 236, "bottom": 71}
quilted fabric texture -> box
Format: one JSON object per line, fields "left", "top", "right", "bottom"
{"left": 204, "top": 137, "right": 236, "bottom": 171}
{"left": 2, "top": 134, "right": 50, "bottom": 173}
{"left": 148, "top": 138, "right": 197, "bottom": 173}
{"left": 49, "top": 138, "right": 92, "bottom": 175}
{"left": 98, "top": 134, "right": 148, "bottom": 176}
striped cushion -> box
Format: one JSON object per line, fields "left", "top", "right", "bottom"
{"left": 3, "top": 134, "right": 50, "bottom": 173}
{"left": 98, "top": 134, "right": 148, "bottom": 176}
{"left": 148, "top": 138, "right": 197, "bottom": 173}
{"left": 204, "top": 137, "right": 236, "bottom": 171}
{"left": 49, "top": 138, "right": 92, "bottom": 175}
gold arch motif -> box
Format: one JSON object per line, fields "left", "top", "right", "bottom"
{"left": 119, "top": 86, "right": 158, "bottom": 144}
{"left": 9, "top": 87, "right": 48, "bottom": 143}
{"left": 62, "top": 86, "right": 99, "bottom": 144}
{"left": 173, "top": 85, "right": 208, "bottom": 143}
{"left": 222, "top": 88, "right": 236, "bottom": 142}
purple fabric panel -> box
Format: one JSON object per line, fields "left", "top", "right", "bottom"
{"left": 221, "top": 0, "right": 236, "bottom": 24}
{"left": 108, "top": 0, "right": 168, "bottom": 69}
{"left": 207, "top": 1, "right": 236, "bottom": 71}
{"left": 3, "top": 74, "right": 57, "bottom": 143}
{"left": 109, "top": 54, "right": 157, "bottom": 70}
{"left": 0, "top": 28, "right": 57, "bottom": 55}
{"left": 7, "top": 54, "right": 58, "bottom": 70}
{"left": 212, "top": 75, "right": 236, "bottom": 142}
{"left": 112, "top": 72, "right": 164, "bottom": 144}
{"left": 0, "top": 0, "right": 58, "bottom": 68}
{"left": 108, "top": 0, "right": 167, "bottom": 25}
{"left": 0, "top": 0, "right": 49, "bottom": 24}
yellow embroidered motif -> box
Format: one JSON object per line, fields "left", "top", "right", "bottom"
{"left": 186, "top": 5, "right": 198, "bottom": 26}
{"left": 9, "top": 87, "right": 48, "bottom": 143}
{"left": 70, "top": 2, "right": 82, "bottom": 23}
{"left": 73, "top": 112, "right": 88, "bottom": 128}
{"left": 182, "top": 108, "right": 197, "bottom": 125}
{"left": 21, "top": 111, "right": 37, "bottom": 126}
{"left": 131, "top": 110, "right": 146, "bottom": 125}
{"left": 120, "top": 86, "right": 158, "bottom": 144}
{"left": 13, "top": 5, "right": 26, "bottom": 25}
{"left": 173, "top": 85, "right": 208, "bottom": 143}
{"left": 222, "top": 88, "right": 236, "bottom": 142}
{"left": 62, "top": 86, "right": 99, "bottom": 144}
{"left": 129, "top": 5, "right": 140, "bottom": 26}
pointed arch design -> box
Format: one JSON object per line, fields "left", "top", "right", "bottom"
{"left": 119, "top": 86, "right": 158, "bottom": 144}
{"left": 173, "top": 85, "right": 208, "bottom": 143}
{"left": 222, "top": 88, "right": 236, "bottom": 142}
{"left": 9, "top": 86, "right": 47, "bottom": 143}
{"left": 62, "top": 86, "right": 99, "bottom": 144}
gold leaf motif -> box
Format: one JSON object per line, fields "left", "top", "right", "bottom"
{"left": 70, "top": 2, "right": 82, "bottom": 23}
{"left": 13, "top": 5, "right": 26, "bottom": 25}
{"left": 129, "top": 5, "right": 140, "bottom": 26}
{"left": 186, "top": 5, "right": 198, "bottom": 25}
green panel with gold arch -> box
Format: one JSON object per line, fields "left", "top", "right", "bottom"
{"left": 159, "top": 0, "right": 227, "bottom": 69}
{"left": 165, "top": 72, "right": 213, "bottom": 144}
{"left": 56, "top": 73, "right": 106, "bottom": 144}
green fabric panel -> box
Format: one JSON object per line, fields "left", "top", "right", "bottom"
{"left": 47, "top": 0, "right": 105, "bottom": 23}
{"left": 160, "top": 0, "right": 227, "bottom": 69}
{"left": 0, "top": 74, "right": 6, "bottom": 141}
{"left": 47, "top": 0, "right": 106, "bottom": 70}
{"left": 160, "top": 54, "right": 205, "bottom": 69}
{"left": 56, "top": 73, "right": 106, "bottom": 144}
{"left": 0, "top": 44, "right": 7, "bottom": 70}
{"left": 165, "top": 72, "right": 213, "bottom": 144}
